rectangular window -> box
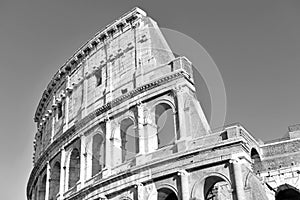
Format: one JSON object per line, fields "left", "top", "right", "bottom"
{"left": 95, "top": 68, "right": 102, "bottom": 87}
{"left": 57, "top": 102, "right": 63, "bottom": 119}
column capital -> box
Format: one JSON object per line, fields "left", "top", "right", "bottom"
{"left": 229, "top": 158, "right": 239, "bottom": 164}
{"left": 136, "top": 100, "right": 143, "bottom": 106}
{"left": 98, "top": 194, "right": 107, "bottom": 200}
{"left": 134, "top": 182, "right": 144, "bottom": 188}
{"left": 173, "top": 85, "right": 185, "bottom": 93}
{"left": 104, "top": 115, "right": 110, "bottom": 122}
{"left": 177, "top": 169, "right": 189, "bottom": 176}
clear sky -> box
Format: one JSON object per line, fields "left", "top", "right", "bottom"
{"left": 0, "top": 0, "right": 300, "bottom": 199}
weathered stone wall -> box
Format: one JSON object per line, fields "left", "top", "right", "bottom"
{"left": 28, "top": 7, "right": 300, "bottom": 200}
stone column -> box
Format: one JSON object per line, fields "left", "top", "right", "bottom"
{"left": 64, "top": 75, "right": 71, "bottom": 131}
{"left": 83, "top": 60, "right": 88, "bottom": 118}
{"left": 51, "top": 109, "right": 55, "bottom": 143}
{"left": 45, "top": 162, "right": 51, "bottom": 200}
{"left": 145, "top": 108, "right": 158, "bottom": 153}
{"left": 59, "top": 148, "right": 66, "bottom": 198}
{"left": 105, "top": 40, "right": 114, "bottom": 103}
{"left": 230, "top": 158, "right": 246, "bottom": 200}
{"left": 112, "top": 122, "right": 122, "bottom": 166}
{"left": 104, "top": 118, "right": 113, "bottom": 176}
{"left": 178, "top": 170, "right": 189, "bottom": 200}
{"left": 135, "top": 182, "right": 145, "bottom": 200}
{"left": 65, "top": 93, "right": 70, "bottom": 130}
{"left": 85, "top": 139, "right": 92, "bottom": 180}
{"left": 145, "top": 182, "right": 158, "bottom": 200}
{"left": 137, "top": 103, "right": 145, "bottom": 154}
{"left": 80, "top": 134, "right": 86, "bottom": 189}
{"left": 173, "top": 86, "right": 188, "bottom": 139}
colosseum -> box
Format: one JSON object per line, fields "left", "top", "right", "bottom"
{"left": 27, "top": 7, "right": 300, "bottom": 200}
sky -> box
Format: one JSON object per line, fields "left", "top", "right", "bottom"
{"left": 0, "top": 0, "right": 300, "bottom": 199}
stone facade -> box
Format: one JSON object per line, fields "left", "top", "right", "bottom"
{"left": 27, "top": 7, "right": 300, "bottom": 200}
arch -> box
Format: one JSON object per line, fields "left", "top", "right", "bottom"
{"left": 49, "top": 161, "right": 60, "bottom": 200}
{"left": 120, "top": 118, "right": 139, "bottom": 162}
{"left": 91, "top": 133, "right": 105, "bottom": 176}
{"left": 157, "top": 186, "right": 179, "bottom": 200}
{"left": 250, "top": 148, "right": 261, "bottom": 162}
{"left": 110, "top": 113, "right": 135, "bottom": 139}
{"left": 152, "top": 98, "right": 176, "bottom": 111}
{"left": 250, "top": 148, "right": 262, "bottom": 173}
{"left": 191, "top": 173, "right": 232, "bottom": 200}
{"left": 68, "top": 148, "right": 80, "bottom": 188}
{"left": 155, "top": 102, "right": 176, "bottom": 148}
{"left": 276, "top": 184, "right": 300, "bottom": 200}
{"left": 117, "top": 111, "right": 136, "bottom": 125}
{"left": 204, "top": 176, "right": 231, "bottom": 200}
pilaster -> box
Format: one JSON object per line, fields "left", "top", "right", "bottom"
{"left": 145, "top": 108, "right": 158, "bottom": 153}
{"left": 178, "top": 169, "right": 189, "bottom": 200}
{"left": 80, "top": 134, "right": 86, "bottom": 189}
{"left": 135, "top": 182, "right": 145, "bottom": 200}
{"left": 59, "top": 148, "right": 66, "bottom": 198}
{"left": 45, "top": 162, "right": 51, "bottom": 200}
{"left": 137, "top": 103, "right": 146, "bottom": 154}
{"left": 174, "top": 86, "right": 189, "bottom": 139}
{"left": 64, "top": 75, "right": 71, "bottom": 131}
{"left": 105, "top": 118, "right": 113, "bottom": 171}
{"left": 230, "top": 158, "right": 246, "bottom": 200}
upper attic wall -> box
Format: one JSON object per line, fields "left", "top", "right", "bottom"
{"left": 34, "top": 8, "right": 175, "bottom": 125}
{"left": 66, "top": 15, "right": 176, "bottom": 123}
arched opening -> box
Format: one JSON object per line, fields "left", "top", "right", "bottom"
{"left": 250, "top": 148, "right": 261, "bottom": 163}
{"left": 250, "top": 148, "right": 261, "bottom": 172}
{"left": 157, "top": 187, "right": 178, "bottom": 200}
{"left": 120, "top": 118, "right": 138, "bottom": 162}
{"left": 92, "top": 134, "right": 105, "bottom": 176}
{"left": 155, "top": 103, "right": 176, "bottom": 148}
{"left": 38, "top": 174, "right": 47, "bottom": 200}
{"left": 68, "top": 148, "right": 80, "bottom": 188}
{"left": 49, "top": 161, "right": 60, "bottom": 200}
{"left": 204, "top": 176, "right": 231, "bottom": 200}
{"left": 276, "top": 184, "right": 300, "bottom": 200}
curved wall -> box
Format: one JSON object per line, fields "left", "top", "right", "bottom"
{"left": 28, "top": 7, "right": 214, "bottom": 200}
{"left": 27, "top": 7, "right": 300, "bottom": 200}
